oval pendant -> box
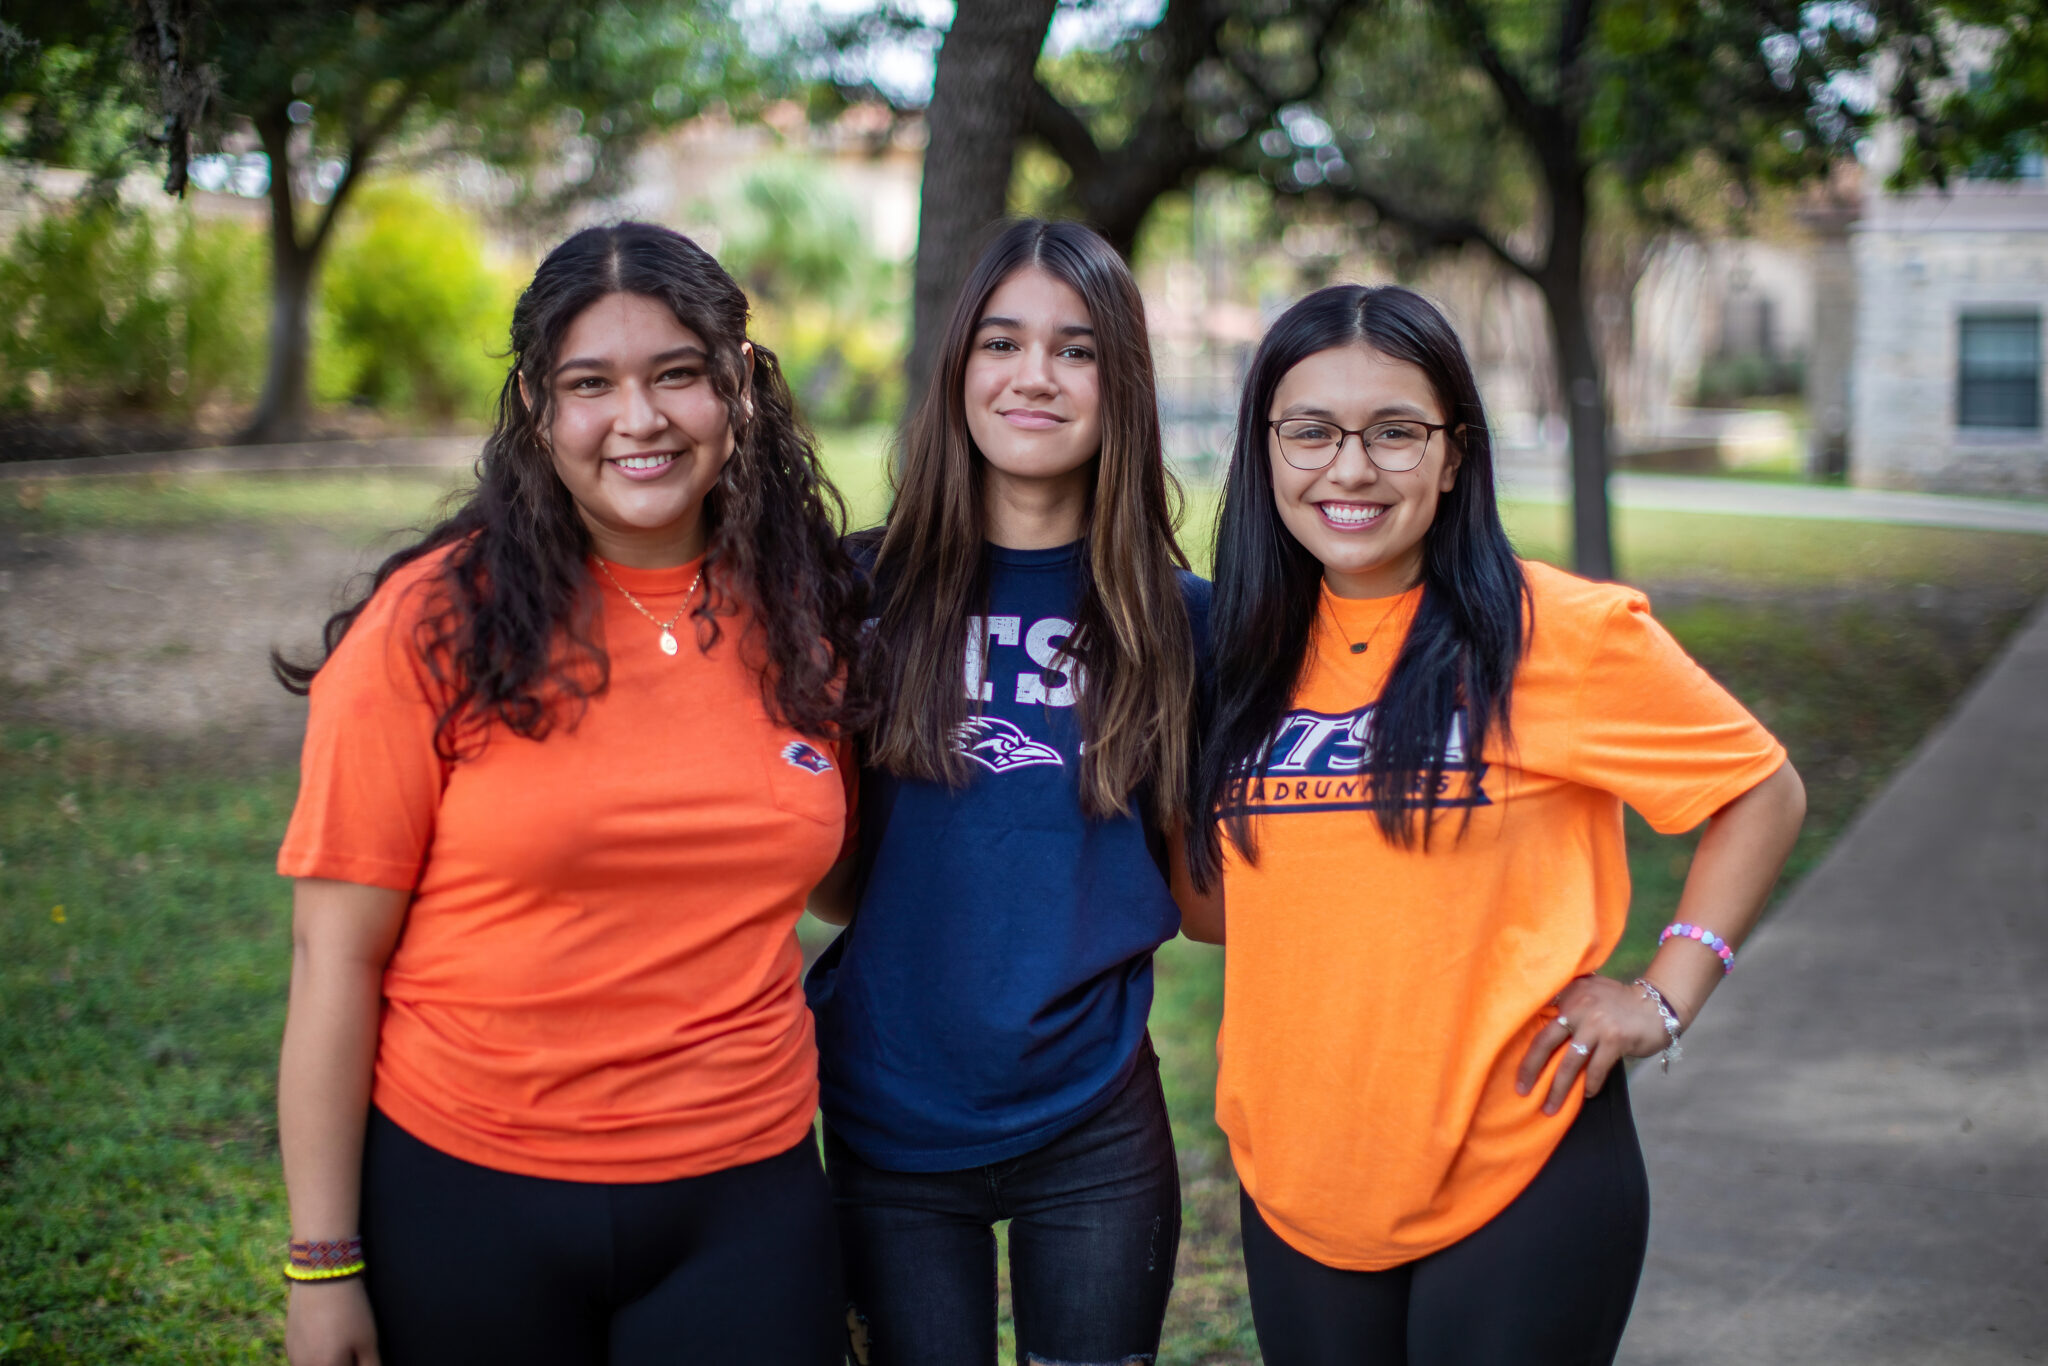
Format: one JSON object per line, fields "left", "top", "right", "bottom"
{"left": 659, "top": 629, "right": 679, "bottom": 656}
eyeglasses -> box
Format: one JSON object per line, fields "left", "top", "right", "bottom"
{"left": 1268, "top": 417, "right": 1450, "bottom": 472}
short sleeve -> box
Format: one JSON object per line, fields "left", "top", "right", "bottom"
{"left": 1567, "top": 594, "right": 1787, "bottom": 834}
{"left": 277, "top": 571, "right": 453, "bottom": 890}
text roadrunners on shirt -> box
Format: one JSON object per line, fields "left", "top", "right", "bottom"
{"left": 1230, "top": 705, "right": 1492, "bottom": 815}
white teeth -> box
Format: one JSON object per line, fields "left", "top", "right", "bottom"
{"left": 1321, "top": 503, "right": 1386, "bottom": 526}
{"left": 615, "top": 454, "right": 674, "bottom": 471}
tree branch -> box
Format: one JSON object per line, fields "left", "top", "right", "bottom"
{"left": 307, "top": 82, "right": 420, "bottom": 259}
{"left": 1556, "top": 0, "right": 1596, "bottom": 78}
{"left": 1025, "top": 79, "right": 1107, "bottom": 181}
{"left": 1321, "top": 175, "right": 1537, "bottom": 282}
{"left": 1433, "top": 0, "right": 1547, "bottom": 132}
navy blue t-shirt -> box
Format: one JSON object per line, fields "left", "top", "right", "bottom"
{"left": 806, "top": 540, "right": 1211, "bottom": 1171}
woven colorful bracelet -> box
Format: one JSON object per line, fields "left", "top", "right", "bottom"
{"left": 1659, "top": 921, "right": 1735, "bottom": 974}
{"left": 284, "top": 1236, "right": 365, "bottom": 1283}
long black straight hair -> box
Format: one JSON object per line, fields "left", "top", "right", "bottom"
{"left": 1188, "top": 284, "right": 1529, "bottom": 883}
{"left": 274, "top": 222, "right": 867, "bottom": 750}
{"left": 864, "top": 219, "right": 1195, "bottom": 825}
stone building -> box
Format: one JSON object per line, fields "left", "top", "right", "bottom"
{"left": 1846, "top": 173, "right": 2048, "bottom": 497}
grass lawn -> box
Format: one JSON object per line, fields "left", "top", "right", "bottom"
{"left": 5, "top": 445, "right": 2048, "bottom": 1362}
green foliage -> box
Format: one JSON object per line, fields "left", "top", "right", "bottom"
{"left": 1895, "top": 0, "right": 2048, "bottom": 185}
{"left": 0, "top": 202, "right": 266, "bottom": 414}
{"left": 315, "top": 183, "right": 523, "bottom": 423}
{"left": 0, "top": 182, "right": 526, "bottom": 426}
{"left": 713, "top": 162, "right": 905, "bottom": 427}
{"left": 0, "top": 204, "right": 173, "bottom": 411}
{"left": 171, "top": 216, "right": 271, "bottom": 411}
{"left": 0, "top": 1, "right": 152, "bottom": 179}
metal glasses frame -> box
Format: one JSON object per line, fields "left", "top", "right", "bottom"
{"left": 1267, "top": 417, "right": 1451, "bottom": 472}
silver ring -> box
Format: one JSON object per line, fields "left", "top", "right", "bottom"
{"left": 1570, "top": 1041, "right": 1591, "bottom": 1057}
{"left": 1556, "top": 1015, "right": 1572, "bottom": 1032}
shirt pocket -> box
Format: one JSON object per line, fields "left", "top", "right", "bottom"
{"left": 760, "top": 732, "right": 848, "bottom": 828}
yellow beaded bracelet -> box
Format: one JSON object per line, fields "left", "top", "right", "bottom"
{"left": 283, "top": 1259, "right": 366, "bottom": 1283}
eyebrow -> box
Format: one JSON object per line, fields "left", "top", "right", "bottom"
{"left": 975, "top": 315, "right": 1095, "bottom": 338}
{"left": 553, "top": 345, "right": 709, "bottom": 379}
{"left": 1277, "top": 401, "right": 1434, "bottom": 421}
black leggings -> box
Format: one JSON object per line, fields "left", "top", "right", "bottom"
{"left": 359, "top": 1110, "right": 843, "bottom": 1366}
{"left": 1241, "top": 1070, "right": 1650, "bottom": 1366}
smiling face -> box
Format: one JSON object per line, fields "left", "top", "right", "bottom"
{"left": 541, "top": 291, "right": 741, "bottom": 568}
{"left": 1267, "top": 343, "right": 1461, "bottom": 599}
{"left": 963, "top": 266, "right": 1103, "bottom": 544}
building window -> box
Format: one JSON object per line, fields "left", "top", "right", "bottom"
{"left": 1958, "top": 312, "right": 2042, "bottom": 429}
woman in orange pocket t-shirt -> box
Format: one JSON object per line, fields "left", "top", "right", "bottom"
{"left": 1180, "top": 285, "right": 1807, "bottom": 1365}
{"left": 271, "top": 224, "right": 865, "bottom": 1366}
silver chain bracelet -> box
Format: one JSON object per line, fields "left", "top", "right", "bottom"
{"left": 1633, "top": 978, "right": 1684, "bottom": 1071}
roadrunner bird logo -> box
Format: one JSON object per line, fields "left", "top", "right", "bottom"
{"left": 781, "top": 741, "right": 835, "bottom": 774}
{"left": 951, "top": 716, "right": 1064, "bottom": 774}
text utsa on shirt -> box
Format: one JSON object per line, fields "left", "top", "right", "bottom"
{"left": 1231, "top": 705, "right": 1492, "bottom": 814}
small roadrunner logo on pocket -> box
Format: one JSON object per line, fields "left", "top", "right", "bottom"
{"left": 781, "top": 741, "right": 834, "bottom": 774}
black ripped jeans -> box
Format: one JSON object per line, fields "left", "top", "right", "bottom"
{"left": 824, "top": 1037, "right": 1182, "bottom": 1366}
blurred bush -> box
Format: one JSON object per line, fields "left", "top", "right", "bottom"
{"left": 316, "top": 182, "right": 523, "bottom": 423}
{"left": 0, "top": 182, "right": 521, "bottom": 429}
{"left": 1695, "top": 351, "right": 1805, "bottom": 406}
{"left": 0, "top": 200, "right": 265, "bottom": 414}
{"left": 714, "top": 161, "right": 905, "bottom": 427}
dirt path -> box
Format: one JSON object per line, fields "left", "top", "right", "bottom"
{"left": 0, "top": 524, "right": 373, "bottom": 759}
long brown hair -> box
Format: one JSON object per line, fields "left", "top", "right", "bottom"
{"left": 274, "top": 222, "right": 867, "bottom": 751}
{"left": 864, "top": 218, "right": 1194, "bottom": 824}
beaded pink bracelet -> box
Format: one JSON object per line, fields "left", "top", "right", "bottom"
{"left": 1659, "top": 922, "right": 1735, "bottom": 974}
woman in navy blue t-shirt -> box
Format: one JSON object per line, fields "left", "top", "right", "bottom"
{"left": 806, "top": 219, "right": 1207, "bottom": 1362}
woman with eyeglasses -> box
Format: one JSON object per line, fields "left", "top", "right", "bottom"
{"left": 1181, "top": 284, "right": 1806, "bottom": 1364}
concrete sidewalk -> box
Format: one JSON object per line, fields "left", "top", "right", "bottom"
{"left": 1501, "top": 467, "right": 2048, "bottom": 535}
{"left": 1619, "top": 598, "right": 2048, "bottom": 1364}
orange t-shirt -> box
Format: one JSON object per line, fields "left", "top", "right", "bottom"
{"left": 1216, "top": 560, "right": 1786, "bottom": 1270}
{"left": 278, "top": 549, "right": 851, "bottom": 1183}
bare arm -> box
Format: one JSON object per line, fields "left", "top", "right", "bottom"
{"left": 1519, "top": 760, "right": 1807, "bottom": 1112}
{"left": 1169, "top": 821, "right": 1225, "bottom": 944}
{"left": 279, "top": 877, "right": 409, "bottom": 1366}
{"left": 806, "top": 855, "right": 858, "bottom": 927}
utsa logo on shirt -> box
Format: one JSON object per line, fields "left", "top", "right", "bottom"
{"left": 952, "top": 716, "right": 1063, "bottom": 773}
{"left": 781, "top": 741, "right": 834, "bottom": 774}
{"left": 945, "top": 613, "right": 1082, "bottom": 775}
{"left": 1229, "top": 704, "right": 1491, "bottom": 814}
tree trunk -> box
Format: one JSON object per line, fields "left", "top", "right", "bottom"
{"left": 1541, "top": 274, "right": 1616, "bottom": 581}
{"left": 1533, "top": 157, "right": 1616, "bottom": 580}
{"left": 905, "top": 0, "right": 1059, "bottom": 417}
{"left": 242, "top": 109, "right": 316, "bottom": 445}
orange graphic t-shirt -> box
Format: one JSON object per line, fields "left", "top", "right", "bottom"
{"left": 278, "top": 549, "right": 852, "bottom": 1183}
{"left": 1216, "top": 560, "right": 1786, "bottom": 1270}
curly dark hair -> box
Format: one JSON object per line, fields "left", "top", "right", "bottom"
{"left": 274, "top": 221, "right": 868, "bottom": 751}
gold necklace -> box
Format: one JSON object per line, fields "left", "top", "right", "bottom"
{"left": 1326, "top": 591, "right": 1407, "bottom": 657}
{"left": 593, "top": 557, "right": 703, "bottom": 657}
